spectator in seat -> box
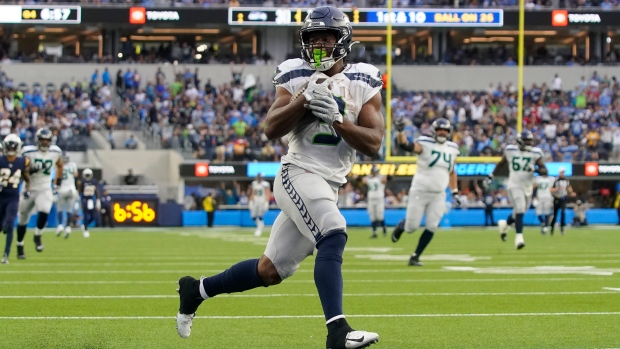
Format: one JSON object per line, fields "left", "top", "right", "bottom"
{"left": 125, "top": 134, "right": 137, "bottom": 149}
{"left": 124, "top": 169, "right": 138, "bottom": 186}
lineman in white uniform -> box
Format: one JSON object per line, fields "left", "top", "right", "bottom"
{"left": 15, "top": 128, "right": 63, "bottom": 258}
{"left": 248, "top": 173, "right": 271, "bottom": 237}
{"left": 175, "top": 7, "right": 384, "bottom": 348}
{"left": 484, "top": 130, "right": 547, "bottom": 249}
{"left": 362, "top": 166, "right": 388, "bottom": 238}
{"left": 391, "top": 118, "right": 461, "bottom": 266}
{"left": 534, "top": 174, "right": 555, "bottom": 235}
{"left": 56, "top": 151, "right": 79, "bottom": 238}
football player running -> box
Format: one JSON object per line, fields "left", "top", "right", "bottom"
{"left": 248, "top": 173, "right": 271, "bottom": 237}
{"left": 175, "top": 7, "right": 384, "bottom": 349}
{"left": 534, "top": 173, "right": 555, "bottom": 235}
{"left": 362, "top": 165, "right": 389, "bottom": 238}
{"left": 56, "top": 151, "right": 79, "bottom": 238}
{"left": 391, "top": 118, "right": 461, "bottom": 266}
{"left": 15, "top": 128, "right": 63, "bottom": 258}
{"left": 0, "top": 135, "right": 30, "bottom": 264}
{"left": 484, "top": 130, "right": 547, "bottom": 249}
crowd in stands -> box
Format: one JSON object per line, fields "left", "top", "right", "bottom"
{"left": 10, "top": 0, "right": 620, "bottom": 8}
{"left": 0, "top": 66, "right": 112, "bottom": 150}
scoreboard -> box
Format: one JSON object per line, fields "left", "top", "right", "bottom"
{"left": 0, "top": 5, "right": 81, "bottom": 24}
{"left": 228, "top": 8, "right": 503, "bottom": 27}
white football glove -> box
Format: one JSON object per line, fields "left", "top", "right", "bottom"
{"left": 452, "top": 190, "right": 462, "bottom": 206}
{"left": 302, "top": 80, "right": 331, "bottom": 102}
{"left": 482, "top": 175, "right": 493, "bottom": 189}
{"left": 306, "top": 92, "right": 344, "bottom": 126}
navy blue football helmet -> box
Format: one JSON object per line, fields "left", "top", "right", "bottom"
{"left": 516, "top": 130, "right": 535, "bottom": 151}
{"left": 431, "top": 118, "right": 452, "bottom": 144}
{"left": 36, "top": 128, "right": 53, "bottom": 151}
{"left": 3, "top": 134, "right": 22, "bottom": 157}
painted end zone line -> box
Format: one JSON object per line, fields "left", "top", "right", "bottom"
{"left": 1, "top": 312, "right": 620, "bottom": 320}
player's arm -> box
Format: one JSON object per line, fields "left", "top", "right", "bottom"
{"left": 264, "top": 87, "right": 309, "bottom": 140}
{"left": 265, "top": 186, "right": 271, "bottom": 204}
{"left": 55, "top": 157, "right": 64, "bottom": 187}
{"left": 381, "top": 176, "right": 388, "bottom": 185}
{"left": 534, "top": 157, "right": 548, "bottom": 176}
{"left": 449, "top": 167, "right": 462, "bottom": 205}
{"left": 22, "top": 157, "right": 31, "bottom": 192}
{"left": 331, "top": 92, "right": 384, "bottom": 157}
{"left": 396, "top": 129, "right": 423, "bottom": 154}
{"left": 248, "top": 185, "right": 254, "bottom": 202}
{"left": 484, "top": 154, "right": 508, "bottom": 188}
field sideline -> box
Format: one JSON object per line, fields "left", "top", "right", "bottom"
{"left": 1, "top": 225, "right": 619, "bottom": 349}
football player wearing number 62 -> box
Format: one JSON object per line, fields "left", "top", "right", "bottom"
{"left": 483, "top": 130, "right": 547, "bottom": 249}
{"left": 15, "top": 128, "right": 63, "bottom": 259}
{"left": 391, "top": 118, "right": 461, "bottom": 267}
{"left": 175, "top": 6, "right": 384, "bottom": 349}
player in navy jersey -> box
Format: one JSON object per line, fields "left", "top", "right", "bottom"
{"left": 1, "top": 134, "right": 31, "bottom": 264}
{"left": 78, "top": 168, "right": 98, "bottom": 238}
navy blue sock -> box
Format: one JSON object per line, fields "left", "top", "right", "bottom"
{"left": 507, "top": 215, "right": 515, "bottom": 226}
{"left": 538, "top": 215, "right": 545, "bottom": 224}
{"left": 58, "top": 211, "right": 64, "bottom": 226}
{"left": 515, "top": 213, "right": 524, "bottom": 234}
{"left": 542, "top": 215, "right": 548, "bottom": 227}
{"left": 381, "top": 220, "right": 387, "bottom": 234}
{"left": 36, "top": 212, "right": 48, "bottom": 230}
{"left": 395, "top": 219, "right": 405, "bottom": 233}
{"left": 315, "top": 231, "right": 347, "bottom": 321}
{"left": 4, "top": 226, "right": 13, "bottom": 256}
{"left": 201, "top": 259, "right": 265, "bottom": 298}
{"left": 371, "top": 221, "right": 377, "bottom": 234}
{"left": 414, "top": 229, "right": 435, "bottom": 257}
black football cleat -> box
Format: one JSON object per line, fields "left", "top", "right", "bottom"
{"left": 34, "top": 235, "right": 44, "bottom": 252}
{"left": 176, "top": 276, "right": 204, "bottom": 338}
{"left": 408, "top": 255, "right": 423, "bottom": 267}
{"left": 17, "top": 245, "right": 26, "bottom": 259}
{"left": 500, "top": 232, "right": 507, "bottom": 242}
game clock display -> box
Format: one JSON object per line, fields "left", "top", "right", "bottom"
{"left": 21, "top": 6, "right": 81, "bottom": 23}
{"left": 112, "top": 199, "right": 158, "bottom": 226}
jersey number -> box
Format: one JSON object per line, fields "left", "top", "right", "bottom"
{"left": 511, "top": 156, "right": 532, "bottom": 172}
{"left": 254, "top": 189, "right": 263, "bottom": 196}
{"left": 63, "top": 168, "right": 73, "bottom": 180}
{"left": 311, "top": 96, "right": 345, "bottom": 146}
{"left": 429, "top": 150, "right": 453, "bottom": 171}
{"left": 538, "top": 182, "right": 549, "bottom": 190}
{"left": 369, "top": 182, "right": 379, "bottom": 191}
{"left": 34, "top": 159, "right": 54, "bottom": 175}
{"left": 83, "top": 185, "right": 96, "bottom": 197}
{"left": 0, "top": 169, "right": 21, "bottom": 189}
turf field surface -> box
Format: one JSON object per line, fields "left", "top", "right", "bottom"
{"left": 1, "top": 226, "right": 619, "bottom": 348}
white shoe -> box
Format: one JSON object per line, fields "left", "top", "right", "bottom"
{"left": 1, "top": 253, "right": 8, "bottom": 264}
{"left": 498, "top": 220, "right": 507, "bottom": 241}
{"left": 83, "top": 231, "right": 90, "bottom": 238}
{"left": 176, "top": 312, "right": 195, "bottom": 338}
{"left": 56, "top": 225, "right": 63, "bottom": 237}
{"left": 515, "top": 233, "right": 525, "bottom": 250}
{"left": 253, "top": 229, "right": 262, "bottom": 237}
{"left": 64, "top": 226, "right": 72, "bottom": 239}
{"left": 344, "top": 330, "right": 379, "bottom": 349}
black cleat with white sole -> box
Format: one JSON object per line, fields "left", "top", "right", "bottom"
{"left": 500, "top": 233, "right": 507, "bottom": 242}
{"left": 17, "top": 245, "right": 26, "bottom": 259}
{"left": 326, "top": 322, "right": 379, "bottom": 349}
{"left": 34, "top": 235, "right": 43, "bottom": 252}
{"left": 176, "top": 276, "right": 204, "bottom": 338}
{"left": 408, "top": 255, "right": 423, "bottom": 267}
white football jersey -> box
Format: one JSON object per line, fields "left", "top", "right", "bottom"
{"left": 60, "top": 161, "right": 77, "bottom": 191}
{"left": 505, "top": 145, "right": 544, "bottom": 195}
{"left": 535, "top": 176, "right": 555, "bottom": 199}
{"left": 251, "top": 180, "right": 270, "bottom": 200}
{"left": 273, "top": 58, "right": 382, "bottom": 184}
{"left": 366, "top": 175, "right": 385, "bottom": 200}
{"left": 21, "top": 145, "right": 62, "bottom": 191}
{"left": 410, "top": 136, "right": 460, "bottom": 193}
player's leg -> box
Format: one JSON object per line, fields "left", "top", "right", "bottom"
{"left": 0, "top": 200, "right": 9, "bottom": 263}
{"left": 368, "top": 201, "right": 378, "bottom": 238}
{"left": 56, "top": 193, "right": 68, "bottom": 237}
{"left": 64, "top": 195, "right": 75, "bottom": 237}
{"left": 535, "top": 201, "right": 547, "bottom": 235}
{"left": 82, "top": 204, "right": 93, "bottom": 238}
{"left": 559, "top": 199, "right": 567, "bottom": 235}
{"left": 254, "top": 201, "right": 266, "bottom": 237}
{"left": 277, "top": 164, "right": 378, "bottom": 348}
{"left": 393, "top": 189, "right": 426, "bottom": 243}
{"left": 409, "top": 192, "right": 445, "bottom": 266}
{"left": 16, "top": 193, "right": 36, "bottom": 258}
{"left": 33, "top": 190, "right": 54, "bottom": 251}
{"left": 377, "top": 199, "right": 386, "bottom": 236}
{"left": 508, "top": 188, "right": 527, "bottom": 249}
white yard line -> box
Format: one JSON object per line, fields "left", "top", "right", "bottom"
{"left": 1, "top": 312, "right": 620, "bottom": 320}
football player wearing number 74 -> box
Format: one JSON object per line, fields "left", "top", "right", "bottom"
{"left": 175, "top": 6, "right": 384, "bottom": 349}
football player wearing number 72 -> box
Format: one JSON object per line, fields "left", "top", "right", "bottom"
{"left": 175, "top": 6, "right": 385, "bottom": 349}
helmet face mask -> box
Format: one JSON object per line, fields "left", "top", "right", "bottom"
{"left": 371, "top": 166, "right": 380, "bottom": 176}
{"left": 36, "top": 128, "right": 53, "bottom": 152}
{"left": 62, "top": 151, "right": 70, "bottom": 164}
{"left": 517, "top": 130, "right": 535, "bottom": 151}
{"left": 299, "top": 7, "right": 355, "bottom": 72}
{"left": 431, "top": 118, "right": 452, "bottom": 144}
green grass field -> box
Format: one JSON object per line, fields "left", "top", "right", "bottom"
{"left": 1, "top": 225, "right": 620, "bottom": 349}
